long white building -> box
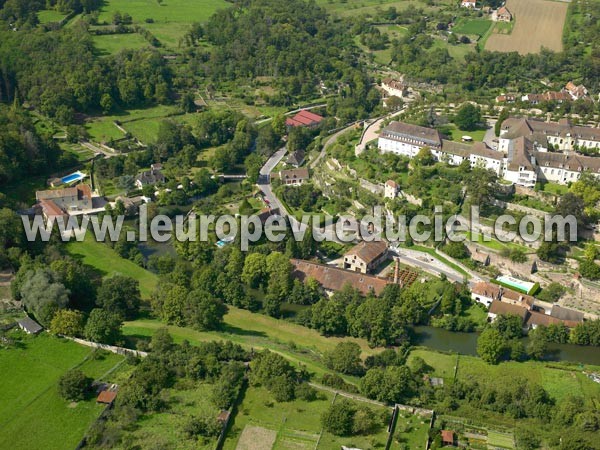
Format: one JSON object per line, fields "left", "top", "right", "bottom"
{"left": 378, "top": 120, "right": 600, "bottom": 187}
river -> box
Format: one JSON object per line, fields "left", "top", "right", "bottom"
{"left": 412, "top": 326, "right": 600, "bottom": 366}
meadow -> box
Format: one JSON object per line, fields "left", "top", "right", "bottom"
{"left": 0, "top": 333, "right": 125, "bottom": 450}
{"left": 317, "top": 0, "right": 451, "bottom": 16}
{"left": 65, "top": 237, "right": 159, "bottom": 299}
{"left": 452, "top": 18, "right": 492, "bottom": 37}
{"left": 94, "top": 0, "right": 230, "bottom": 48}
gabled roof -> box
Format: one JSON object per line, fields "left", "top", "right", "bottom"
{"left": 280, "top": 168, "right": 309, "bottom": 181}
{"left": 285, "top": 110, "right": 324, "bottom": 127}
{"left": 97, "top": 390, "right": 117, "bottom": 404}
{"left": 550, "top": 305, "right": 584, "bottom": 322}
{"left": 535, "top": 151, "right": 600, "bottom": 174}
{"left": 471, "top": 281, "right": 501, "bottom": 299}
{"left": 441, "top": 140, "right": 504, "bottom": 161}
{"left": 381, "top": 121, "right": 443, "bottom": 148}
{"left": 526, "top": 311, "right": 580, "bottom": 328}
{"left": 39, "top": 199, "right": 66, "bottom": 218}
{"left": 344, "top": 240, "right": 388, "bottom": 265}
{"left": 136, "top": 169, "right": 165, "bottom": 186}
{"left": 488, "top": 300, "right": 529, "bottom": 320}
{"left": 385, "top": 180, "right": 398, "bottom": 189}
{"left": 507, "top": 137, "right": 536, "bottom": 172}
{"left": 291, "top": 259, "right": 390, "bottom": 296}
{"left": 17, "top": 317, "right": 43, "bottom": 334}
{"left": 287, "top": 149, "right": 305, "bottom": 166}
{"left": 36, "top": 184, "right": 92, "bottom": 202}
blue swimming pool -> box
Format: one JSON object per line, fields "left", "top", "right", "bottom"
{"left": 61, "top": 172, "right": 86, "bottom": 184}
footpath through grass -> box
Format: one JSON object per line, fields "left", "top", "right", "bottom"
{"left": 66, "top": 237, "right": 158, "bottom": 298}
{"left": 0, "top": 333, "right": 125, "bottom": 450}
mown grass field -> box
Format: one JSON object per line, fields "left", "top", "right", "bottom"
{"left": 93, "top": 33, "right": 152, "bottom": 56}
{"left": 452, "top": 18, "right": 492, "bottom": 37}
{"left": 94, "top": 0, "right": 230, "bottom": 48}
{"left": 0, "top": 333, "right": 125, "bottom": 450}
{"left": 37, "top": 9, "right": 67, "bottom": 23}
{"left": 65, "top": 237, "right": 158, "bottom": 298}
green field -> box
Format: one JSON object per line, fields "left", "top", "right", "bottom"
{"left": 124, "top": 383, "right": 218, "bottom": 449}
{"left": 94, "top": 0, "right": 231, "bottom": 48}
{"left": 392, "top": 409, "right": 432, "bottom": 449}
{"left": 223, "top": 385, "right": 393, "bottom": 450}
{"left": 93, "top": 33, "right": 152, "bottom": 56}
{"left": 452, "top": 19, "right": 493, "bottom": 37}
{"left": 65, "top": 237, "right": 158, "bottom": 298}
{"left": 37, "top": 9, "right": 67, "bottom": 23}
{"left": 0, "top": 333, "right": 125, "bottom": 450}
{"left": 444, "top": 124, "right": 487, "bottom": 142}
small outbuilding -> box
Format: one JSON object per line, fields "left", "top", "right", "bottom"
{"left": 441, "top": 429, "right": 456, "bottom": 446}
{"left": 97, "top": 390, "right": 117, "bottom": 405}
{"left": 17, "top": 317, "right": 43, "bottom": 335}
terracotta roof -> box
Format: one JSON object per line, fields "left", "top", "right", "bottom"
{"left": 488, "top": 300, "right": 529, "bottom": 320}
{"left": 501, "top": 288, "right": 535, "bottom": 308}
{"left": 382, "top": 78, "right": 407, "bottom": 91}
{"left": 279, "top": 168, "right": 309, "bottom": 181}
{"left": 381, "top": 121, "right": 443, "bottom": 149}
{"left": 291, "top": 259, "right": 390, "bottom": 296}
{"left": 97, "top": 390, "right": 117, "bottom": 404}
{"left": 385, "top": 180, "right": 398, "bottom": 188}
{"left": 471, "top": 281, "right": 501, "bottom": 299}
{"left": 441, "top": 430, "right": 455, "bottom": 443}
{"left": 344, "top": 240, "right": 388, "bottom": 265}
{"left": 39, "top": 199, "right": 66, "bottom": 217}
{"left": 498, "top": 6, "right": 511, "bottom": 15}
{"left": 285, "top": 110, "right": 324, "bottom": 127}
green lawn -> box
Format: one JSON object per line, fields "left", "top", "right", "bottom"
{"left": 452, "top": 18, "right": 492, "bottom": 37}
{"left": 37, "top": 9, "right": 67, "bottom": 23}
{"left": 407, "top": 348, "right": 458, "bottom": 382}
{"left": 391, "top": 409, "right": 432, "bottom": 449}
{"left": 65, "top": 237, "right": 158, "bottom": 298}
{"left": 92, "top": 33, "right": 152, "bottom": 56}
{"left": 443, "top": 124, "right": 488, "bottom": 142}
{"left": 0, "top": 333, "right": 125, "bottom": 450}
{"left": 539, "top": 182, "right": 569, "bottom": 195}
{"left": 94, "top": 0, "right": 231, "bottom": 48}
{"left": 316, "top": 0, "right": 450, "bottom": 16}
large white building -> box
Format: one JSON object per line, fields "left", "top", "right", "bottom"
{"left": 499, "top": 117, "right": 600, "bottom": 153}
{"left": 378, "top": 119, "right": 600, "bottom": 187}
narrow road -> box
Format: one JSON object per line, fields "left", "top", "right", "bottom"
{"left": 310, "top": 125, "right": 356, "bottom": 169}
{"left": 389, "top": 246, "right": 466, "bottom": 284}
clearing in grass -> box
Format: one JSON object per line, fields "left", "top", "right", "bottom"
{"left": 0, "top": 333, "right": 125, "bottom": 450}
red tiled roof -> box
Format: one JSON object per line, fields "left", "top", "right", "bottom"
{"left": 39, "top": 199, "right": 66, "bottom": 217}
{"left": 441, "top": 430, "right": 455, "bottom": 443}
{"left": 97, "top": 391, "right": 117, "bottom": 404}
{"left": 285, "top": 110, "right": 324, "bottom": 127}
{"left": 291, "top": 259, "right": 390, "bottom": 296}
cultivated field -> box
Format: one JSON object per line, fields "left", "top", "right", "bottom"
{"left": 485, "top": 0, "right": 569, "bottom": 54}
{"left": 0, "top": 333, "right": 125, "bottom": 450}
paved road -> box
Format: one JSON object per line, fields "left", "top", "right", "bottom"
{"left": 389, "top": 246, "right": 466, "bottom": 283}
{"left": 310, "top": 125, "right": 356, "bottom": 169}
{"left": 355, "top": 108, "right": 405, "bottom": 156}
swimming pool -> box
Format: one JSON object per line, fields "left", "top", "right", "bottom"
{"left": 496, "top": 275, "right": 539, "bottom": 295}
{"left": 61, "top": 171, "right": 87, "bottom": 184}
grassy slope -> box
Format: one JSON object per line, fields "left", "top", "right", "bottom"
{"left": 65, "top": 237, "right": 158, "bottom": 298}
{"left": 0, "top": 333, "right": 124, "bottom": 450}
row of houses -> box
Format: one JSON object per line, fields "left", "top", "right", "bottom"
{"left": 377, "top": 118, "right": 600, "bottom": 187}
{"left": 471, "top": 281, "right": 585, "bottom": 330}
{"left": 496, "top": 82, "right": 590, "bottom": 104}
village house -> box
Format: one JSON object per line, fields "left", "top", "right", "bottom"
{"left": 487, "top": 300, "right": 530, "bottom": 324}
{"left": 35, "top": 184, "right": 93, "bottom": 220}
{"left": 285, "top": 110, "right": 324, "bottom": 128}
{"left": 471, "top": 281, "right": 501, "bottom": 307}
{"left": 495, "top": 93, "right": 517, "bottom": 103}
{"left": 503, "top": 137, "right": 538, "bottom": 188}
{"left": 278, "top": 168, "right": 309, "bottom": 186}
{"left": 494, "top": 6, "right": 512, "bottom": 22}
{"left": 460, "top": 0, "right": 476, "bottom": 8}
{"left": 135, "top": 165, "right": 165, "bottom": 189}
{"left": 441, "top": 430, "right": 456, "bottom": 447}
{"left": 381, "top": 78, "right": 409, "bottom": 99}
{"left": 343, "top": 240, "right": 388, "bottom": 274}
{"left": 290, "top": 259, "right": 390, "bottom": 296}
{"left": 384, "top": 180, "right": 399, "bottom": 199}
{"left": 286, "top": 149, "right": 305, "bottom": 167}
{"left": 471, "top": 248, "right": 491, "bottom": 266}
{"left": 565, "top": 81, "right": 588, "bottom": 100}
